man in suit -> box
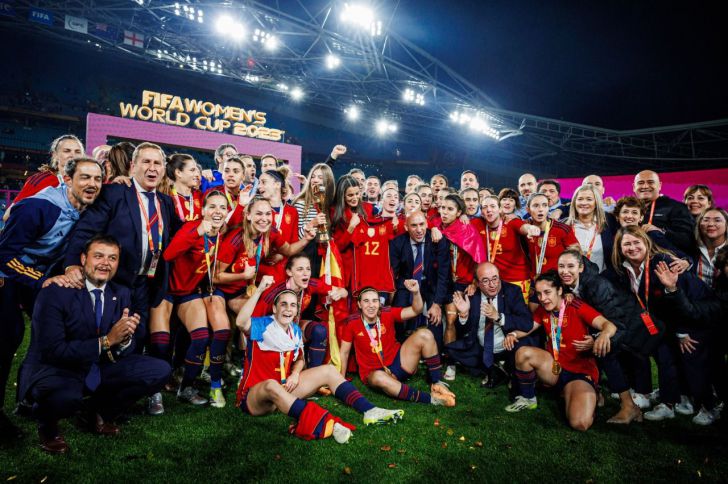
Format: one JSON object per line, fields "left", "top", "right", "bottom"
{"left": 21, "top": 235, "right": 171, "bottom": 454}
{"left": 0, "top": 157, "right": 103, "bottom": 442}
{"left": 390, "top": 211, "right": 450, "bottom": 347}
{"left": 633, "top": 170, "right": 695, "bottom": 254}
{"left": 64, "top": 142, "right": 180, "bottom": 345}
{"left": 447, "top": 262, "right": 534, "bottom": 387}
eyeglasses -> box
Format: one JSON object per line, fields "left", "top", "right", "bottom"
{"left": 478, "top": 276, "right": 499, "bottom": 286}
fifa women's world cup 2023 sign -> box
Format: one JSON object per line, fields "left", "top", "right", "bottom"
{"left": 118, "top": 90, "right": 286, "bottom": 142}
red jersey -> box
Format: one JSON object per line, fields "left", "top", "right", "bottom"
{"left": 426, "top": 207, "right": 440, "bottom": 227}
{"left": 350, "top": 220, "right": 396, "bottom": 294}
{"left": 170, "top": 189, "right": 203, "bottom": 222}
{"left": 252, "top": 278, "right": 331, "bottom": 318}
{"left": 449, "top": 243, "right": 476, "bottom": 285}
{"left": 525, "top": 220, "right": 579, "bottom": 276}
{"left": 217, "top": 228, "right": 287, "bottom": 294}
{"left": 533, "top": 299, "right": 601, "bottom": 383}
{"left": 259, "top": 204, "right": 299, "bottom": 283}
{"left": 14, "top": 171, "right": 59, "bottom": 204}
{"left": 206, "top": 187, "right": 245, "bottom": 227}
{"left": 235, "top": 317, "right": 304, "bottom": 405}
{"left": 341, "top": 307, "right": 404, "bottom": 383}
{"left": 486, "top": 218, "right": 530, "bottom": 282}
{"left": 332, "top": 205, "right": 378, "bottom": 288}
{"left": 163, "top": 220, "right": 219, "bottom": 295}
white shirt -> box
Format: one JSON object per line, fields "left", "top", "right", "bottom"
{"left": 623, "top": 260, "right": 645, "bottom": 295}
{"left": 133, "top": 178, "right": 158, "bottom": 274}
{"left": 460, "top": 292, "right": 506, "bottom": 353}
{"left": 697, "top": 240, "right": 727, "bottom": 285}
{"left": 574, "top": 222, "right": 604, "bottom": 272}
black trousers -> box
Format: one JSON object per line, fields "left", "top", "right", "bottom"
{"left": 0, "top": 280, "right": 36, "bottom": 410}
{"left": 30, "top": 354, "right": 171, "bottom": 424}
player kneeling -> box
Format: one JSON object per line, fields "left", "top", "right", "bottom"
{"left": 235, "top": 276, "right": 403, "bottom": 444}
{"left": 503, "top": 271, "right": 617, "bottom": 431}
{"left": 339, "top": 281, "right": 456, "bottom": 407}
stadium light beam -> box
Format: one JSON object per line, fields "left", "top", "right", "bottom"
{"left": 345, "top": 105, "right": 360, "bottom": 121}
{"left": 290, "top": 87, "right": 304, "bottom": 101}
{"left": 216, "top": 15, "right": 245, "bottom": 41}
{"left": 326, "top": 54, "right": 341, "bottom": 70}
{"left": 340, "top": 3, "right": 382, "bottom": 36}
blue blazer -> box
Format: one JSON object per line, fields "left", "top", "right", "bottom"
{"left": 63, "top": 183, "right": 179, "bottom": 288}
{"left": 389, "top": 230, "right": 450, "bottom": 307}
{"left": 19, "top": 282, "right": 135, "bottom": 400}
{"left": 446, "top": 282, "right": 534, "bottom": 368}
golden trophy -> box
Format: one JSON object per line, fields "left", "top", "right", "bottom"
{"left": 312, "top": 184, "right": 330, "bottom": 242}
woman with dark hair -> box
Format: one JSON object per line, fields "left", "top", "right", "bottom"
{"left": 105, "top": 141, "right": 134, "bottom": 183}
{"left": 497, "top": 188, "right": 520, "bottom": 217}
{"left": 684, "top": 184, "right": 713, "bottom": 218}
{"left": 502, "top": 271, "right": 617, "bottom": 431}
{"left": 331, "top": 175, "right": 374, "bottom": 289}
{"left": 556, "top": 250, "right": 644, "bottom": 424}
{"left": 256, "top": 165, "right": 299, "bottom": 283}
{"left": 165, "top": 153, "right": 203, "bottom": 222}
{"left": 610, "top": 226, "right": 721, "bottom": 425}
{"left": 524, "top": 193, "right": 580, "bottom": 277}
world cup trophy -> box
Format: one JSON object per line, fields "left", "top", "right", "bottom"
{"left": 312, "top": 184, "right": 330, "bottom": 242}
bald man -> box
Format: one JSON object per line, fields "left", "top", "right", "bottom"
{"left": 516, "top": 173, "right": 537, "bottom": 219}
{"left": 583, "top": 174, "right": 616, "bottom": 213}
{"left": 633, "top": 170, "right": 695, "bottom": 253}
{"left": 446, "top": 262, "right": 533, "bottom": 387}
{"left": 389, "top": 211, "right": 451, "bottom": 347}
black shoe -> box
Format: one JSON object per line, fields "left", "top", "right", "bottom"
{"left": 14, "top": 399, "right": 33, "bottom": 418}
{"left": 0, "top": 411, "right": 23, "bottom": 441}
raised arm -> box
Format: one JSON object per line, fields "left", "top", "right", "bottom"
{"left": 235, "top": 275, "right": 274, "bottom": 335}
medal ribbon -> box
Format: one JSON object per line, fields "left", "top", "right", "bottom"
{"left": 486, "top": 220, "right": 503, "bottom": 263}
{"left": 361, "top": 317, "right": 389, "bottom": 371}
{"left": 171, "top": 186, "right": 194, "bottom": 221}
{"left": 535, "top": 220, "right": 552, "bottom": 275}
{"left": 550, "top": 300, "right": 566, "bottom": 364}
{"left": 584, "top": 225, "right": 598, "bottom": 260}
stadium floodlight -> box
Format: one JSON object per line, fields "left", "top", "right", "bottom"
{"left": 344, "top": 105, "right": 360, "bottom": 121}
{"left": 253, "top": 29, "right": 280, "bottom": 51}
{"left": 340, "top": 3, "right": 382, "bottom": 36}
{"left": 326, "top": 54, "right": 341, "bottom": 70}
{"left": 290, "top": 87, "right": 304, "bottom": 101}
{"left": 402, "top": 88, "right": 425, "bottom": 106}
{"left": 216, "top": 15, "right": 244, "bottom": 41}
{"left": 174, "top": 3, "right": 203, "bottom": 22}
{"left": 277, "top": 83, "right": 289, "bottom": 92}
{"left": 375, "top": 119, "right": 397, "bottom": 136}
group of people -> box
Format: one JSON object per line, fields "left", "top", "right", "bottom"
{"left": 0, "top": 134, "right": 725, "bottom": 454}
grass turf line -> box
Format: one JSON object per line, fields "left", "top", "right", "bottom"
{"left": 2, "top": 330, "right": 727, "bottom": 483}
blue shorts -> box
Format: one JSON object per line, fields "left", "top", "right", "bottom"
{"left": 163, "top": 292, "right": 203, "bottom": 305}
{"left": 386, "top": 348, "right": 415, "bottom": 382}
{"left": 213, "top": 287, "right": 248, "bottom": 301}
{"left": 554, "top": 368, "right": 597, "bottom": 392}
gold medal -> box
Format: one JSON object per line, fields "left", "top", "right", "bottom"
{"left": 246, "top": 284, "right": 257, "bottom": 297}
{"left": 552, "top": 361, "right": 562, "bottom": 375}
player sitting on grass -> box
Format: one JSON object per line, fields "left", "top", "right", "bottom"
{"left": 235, "top": 276, "right": 403, "bottom": 444}
{"left": 339, "top": 281, "right": 456, "bottom": 407}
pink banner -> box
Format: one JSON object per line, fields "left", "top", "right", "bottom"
{"left": 85, "top": 113, "right": 302, "bottom": 191}
{"left": 559, "top": 168, "right": 728, "bottom": 209}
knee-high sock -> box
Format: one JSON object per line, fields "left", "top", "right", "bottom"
{"left": 150, "top": 331, "right": 171, "bottom": 362}
{"left": 334, "top": 380, "right": 375, "bottom": 413}
{"left": 182, "top": 327, "right": 209, "bottom": 388}
{"left": 515, "top": 368, "right": 537, "bottom": 399}
{"left": 209, "top": 329, "right": 231, "bottom": 388}
{"left": 397, "top": 383, "right": 431, "bottom": 404}
{"left": 304, "top": 322, "right": 328, "bottom": 368}
{"left": 424, "top": 354, "right": 442, "bottom": 383}
{"left": 287, "top": 398, "right": 307, "bottom": 419}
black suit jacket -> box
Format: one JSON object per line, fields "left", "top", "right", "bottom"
{"left": 64, "top": 183, "right": 179, "bottom": 288}
{"left": 19, "top": 281, "right": 135, "bottom": 399}
{"left": 649, "top": 195, "right": 695, "bottom": 254}
{"left": 390, "top": 230, "right": 450, "bottom": 307}
{"left": 446, "top": 282, "right": 534, "bottom": 368}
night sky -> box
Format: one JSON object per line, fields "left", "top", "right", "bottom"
{"left": 395, "top": 0, "right": 728, "bottom": 129}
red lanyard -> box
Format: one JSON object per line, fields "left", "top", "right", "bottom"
{"left": 647, "top": 200, "right": 656, "bottom": 225}
{"left": 135, "top": 190, "right": 163, "bottom": 253}
{"left": 486, "top": 220, "right": 503, "bottom": 263}
{"left": 629, "top": 258, "right": 651, "bottom": 310}
{"left": 171, "top": 187, "right": 196, "bottom": 221}
{"left": 585, "top": 226, "right": 599, "bottom": 260}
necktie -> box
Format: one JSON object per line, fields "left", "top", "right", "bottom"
{"left": 412, "top": 243, "right": 427, "bottom": 329}
{"left": 482, "top": 296, "right": 494, "bottom": 368}
{"left": 85, "top": 289, "right": 103, "bottom": 391}
{"left": 144, "top": 192, "right": 160, "bottom": 268}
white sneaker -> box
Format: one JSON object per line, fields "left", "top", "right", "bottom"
{"left": 504, "top": 396, "right": 537, "bottom": 413}
{"left": 644, "top": 403, "right": 675, "bottom": 421}
{"left": 363, "top": 407, "right": 404, "bottom": 426}
{"left": 610, "top": 393, "right": 620, "bottom": 400}
{"left": 444, "top": 365, "right": 456, "bottom": 381}
{"left": 714, "top": 401, "right": 724, "bottom": 416}
{"left": 332, "top": 422, "right": 352, "bottom": 444}
{"left": 631, "top": 392, "right": 652, "bottom": 410}
{"left": 647, "top": 389, "right": 660, "bottom": 403}
{"left": 692, "top": 407, "right": 717, "bottom": 426}
{"left": 177, "top": 386, "right": 208, "bottom": 405}
{"left": 675, "top": 395, "right": 694, "bottom": 416}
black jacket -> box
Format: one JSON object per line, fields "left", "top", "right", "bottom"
{"left": 647, "top": 195, "right": 695, "bottom": 255}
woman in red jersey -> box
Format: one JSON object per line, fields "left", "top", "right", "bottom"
{"left": 166, "top": 153, "right": 203, "bottom": 222}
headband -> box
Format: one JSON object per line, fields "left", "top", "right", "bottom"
{"left": 263, "top": 169, "right": 285, "bottom": 184}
